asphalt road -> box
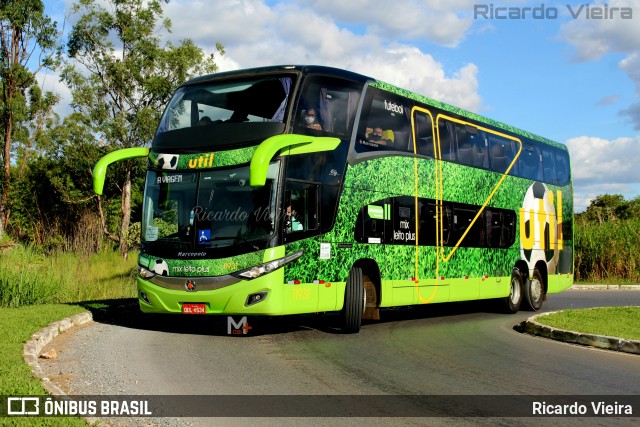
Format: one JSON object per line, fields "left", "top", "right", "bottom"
{"left": 40, "top": 290, "right": 640, "bottom": 426}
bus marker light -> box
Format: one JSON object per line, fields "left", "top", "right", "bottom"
{"left": 482, "top": 275, "right": 489, "bottom": 281}
{"left": 313, "top": 280, "right": 325, "bottom": 284}
{"left": 326, "top": 282, "right": 331, "bottom": 288}
{"left": 140, "top": 292, "right": 151, "bottom": 304}
{"left": 246, "top": 291, "right": 268, "bottom": 306}
{"left": 287, "top": 280, "right": 301, "bottom": 285}
{"left": 462, "top": 276, "right": 469, "bottom": 280}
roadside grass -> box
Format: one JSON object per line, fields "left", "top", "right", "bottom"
{"left": 0, "top": 245, "right": 137, "bottom": 424}
{"left": 535, "top": 306, "right": 640, "bottom": 341}
{"left": 574, "top": 217, "right": 640, "bottom": 283}
{"left": 0, "top": 245, "right": 137, "bottom": 307}
{"left": 0, "top": 304, "right": 91, "bottom": 426}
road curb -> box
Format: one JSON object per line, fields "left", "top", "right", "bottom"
{"left": 22, "top": 311, "right": 110, "bottom": 427}
{"left": 570, "top": 284, "right": 640, "bottom": 290}
{"left": 523, "top": 310, "right": 640, "bottom": 355}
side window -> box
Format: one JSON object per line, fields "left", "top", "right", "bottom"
{"left": 392, "top": 196, "right": 416, "bottom": 245}
{"left": 354, "top": 199, "right": 391, "bottom": 244}
{"left": 518, "top": 142, "right": 542, "bottom": 181}
{"left": 541, "top": 147, "right": 557, "bottom": 183}
{"left": 488, "top": 134, "right": 518, "bottom": 174}
{"left": 296, "top": 77, "right": 362, "bottom": 137}
{"left": 283, "top": 181, "right": 318, "bottom": 238}
{"left": 485, "top": 209, "right": 516, "bottom": 248}
{"left": 436, "top": 120, "right": 456, "bottom": 161}
{"left": 356, "top": 88, "right": 413, "bottom": 153}
{"left": 452, "top": 204, "right": 485, "bottom": 247}
{"left": 417, "top": 200, "right": 453, "bottom": 246}
{"left": 454, "top": 124, "right": 486, "bottom": 168}
{"left": 413, "top": 110, "right": 434, "bottom": 157}
{"left": 554, "top": 150, "right": 570, "bottom": 186}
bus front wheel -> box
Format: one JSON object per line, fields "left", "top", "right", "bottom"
{"left": 523, "top": 268, "right": 544, "bottom": 311}
{"left": 341, "top": 267, "right": 364, "bottom": 333}
{"left": 503, "top": 268, "right": 523, "bottom": 314}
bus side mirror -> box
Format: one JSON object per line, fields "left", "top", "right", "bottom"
{"left": 93, "top": 147, "right": 150, "bottom": 195}
{"left": 250, "top": 134, "right": 341, "bottom": 187}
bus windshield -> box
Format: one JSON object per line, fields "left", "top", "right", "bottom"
{"left": 142, "top": 162, "right": 280, "bottom": 251}
{"left": 157, "top": 76, "right": 293, "bottom": 132}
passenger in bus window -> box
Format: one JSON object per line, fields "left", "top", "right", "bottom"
{"left": 303, "top": 108, "right": 322, "bottom": 130}
{"left": 285, "top": 204, "right": 304, "bottom": 232}
{"left": 366, "top": 127, "right": 394, "bottom": 146}
{"left": 367, "top": 127, "right": 383, "bottom": 141}
{"left": 197, "top": 116, "right": 212, "bottom": 126}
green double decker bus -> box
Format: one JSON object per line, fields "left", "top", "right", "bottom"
{"left": 93, "top": 65, "right": 573, "bottom": 333}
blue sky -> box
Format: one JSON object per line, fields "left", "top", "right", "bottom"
{"left": 43, "top": 0, "right": 640, "bottom": 212}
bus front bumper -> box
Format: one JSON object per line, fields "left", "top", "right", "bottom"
{"left": 136, "top": 274, "right": 284, "bottom": 316}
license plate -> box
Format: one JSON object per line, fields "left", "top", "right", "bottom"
{"left": 182, "top": 303, "right": 206, "bottom": 314}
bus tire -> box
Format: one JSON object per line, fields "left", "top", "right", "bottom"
{"left": 341, "top": 267, "right": 364, "bottom": 333}
{"left": 523, "top": 268, "right": 544, "bottom": 311}
{"left": 503, "top": 268, "right": 523, "bottom": 314}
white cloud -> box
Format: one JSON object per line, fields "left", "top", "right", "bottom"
{"left": 560, "top": 0, "right": 640, "bottom": 61}
{"left": 566, "top": 135, "right": 640, "bottom": 184}
{"left": 566, "top": 135, "right": 640, "bottom": 211}
{"left": 619, "top": 53, "right": 640, "bottom": 92}
{"left": 35, "top": 69, "right": 73, "bottom": 119}
{"left": 298, "top": 0, "right": 475, "bottom": 47}
{"left": 620, "top": 103, "right": 640, "bottom": 131}
{"left": 162, "top": 0, "right": 482, "bottom": 112}
{"left": 347, "top": 47, "right": 480, "bottom": 111}
{"left": 165, "top": 0, "right": 275, "bottom": 47}
{"left": 559, "top": 2, "right": 640, "bottom": 145}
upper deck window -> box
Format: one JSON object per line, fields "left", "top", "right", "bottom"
{"left": 356, "top": 87, "right": 414, "bottom": 153}
{"left": 294, "top": 77, "right": 362, "bottom": 138}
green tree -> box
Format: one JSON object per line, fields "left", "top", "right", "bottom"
{"left": 0, "top": 0, "right": 59, "bottom": 236}
{"left": 578, "top": 194, "right": 636, "bottom": 224}
{"left": 61, "top": 0, "right": 223, "bottom": 258}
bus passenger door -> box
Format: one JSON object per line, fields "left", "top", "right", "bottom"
{"left": 411, "top": 108, "right": 450, "bottom": 304}
{"left": 282, "top": 181, "right": 322, "bottom": 313}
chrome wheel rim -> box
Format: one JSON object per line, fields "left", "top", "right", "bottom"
{"left": 510, "top": 276, "right": 521, "bottom": 305}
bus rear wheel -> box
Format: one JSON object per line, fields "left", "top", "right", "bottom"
{"left": 523, "top": 268, "right": 544, "bottom": 311}
{"left": 341, "top": 267, "right": 364, "bottom": 333}
{"left": 503, "top": 268, "right": 523, "bottom": 314}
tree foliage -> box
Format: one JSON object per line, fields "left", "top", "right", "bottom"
{"left": 60, "top": 0, "right": 223, "bottom": 258}
{"left": 577, "top": 194, "right": 640, "bottom": 224}
{"left": 0, "top": 0, "right": 59, "bottom": 235}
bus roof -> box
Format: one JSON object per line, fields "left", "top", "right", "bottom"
{"left": 182, "top": 65, "right": 566, "bottom": 151}
{"left": 182, "top": 65, "right": 371, "bottom": 87}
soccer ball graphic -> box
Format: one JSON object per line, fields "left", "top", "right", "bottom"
{"left": 152, "top": 259, "right": 169, "bottom": 276}
{"left": 156, "top": 153, "right": 179, "bottom": 170}
{"left": 520, "top": 182, "right": 559, "bottom": 275}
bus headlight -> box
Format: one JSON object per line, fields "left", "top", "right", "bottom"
{"left": 139, "top": 266, "right": 156, "bottom": 279}
{"left": 233, "top": 250, "right": 303, "bottom": 280}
